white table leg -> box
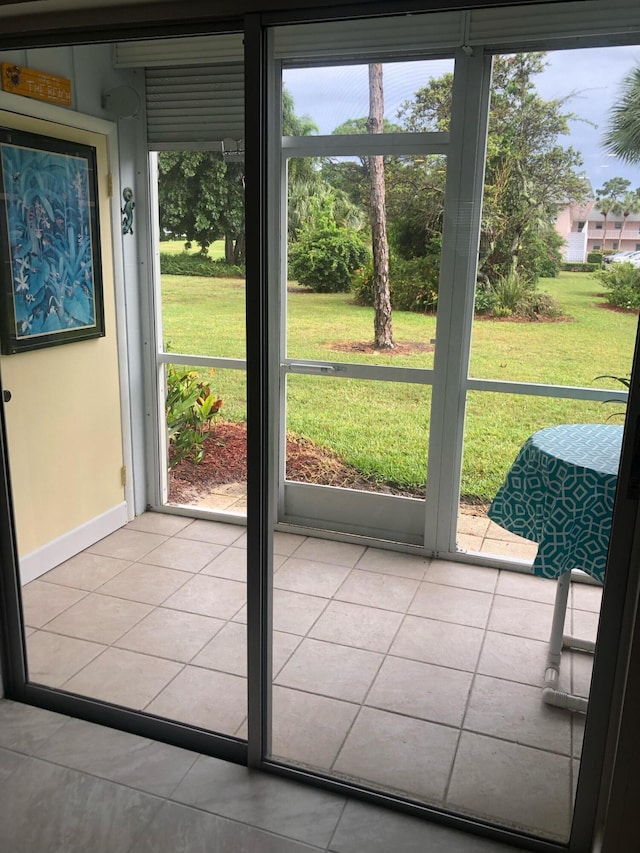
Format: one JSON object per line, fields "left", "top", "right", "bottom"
{"left": 542, "top": 571, "right": 591, "bottom": 712}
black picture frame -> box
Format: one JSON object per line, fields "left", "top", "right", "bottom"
{"left": 0, "top": 127, "right": 104, "bottom": 354}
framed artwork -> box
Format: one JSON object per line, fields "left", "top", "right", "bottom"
{"left": 0, "top": 128, "right": 104, "bottom": 354}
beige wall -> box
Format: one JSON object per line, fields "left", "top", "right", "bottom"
{"left": 0, "top": 110, "right": 124, "bottom": 557}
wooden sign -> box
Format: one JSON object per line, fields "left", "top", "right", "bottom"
{"left": 1, "top": 64, "right": 71, "bottom": 107}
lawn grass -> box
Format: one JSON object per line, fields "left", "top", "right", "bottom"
{"left": 160, "top": 271, "right": 637, "bottom": 501}
{"left": 160, "top": 238, "right": 225, "bottom": 260}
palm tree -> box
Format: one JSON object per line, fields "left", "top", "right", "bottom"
{"left": 595, "top": 195, "right": 615, "bottom": 251}
{"left": 604, "top": 65, "right": 640, "bottom": 164}
{"left": 617, "top": 190, "right": 640, "bottom": 246}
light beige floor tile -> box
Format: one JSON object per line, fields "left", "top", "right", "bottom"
{"left": 146, "top": 666, "right": 246, "bottom": 734}
{"left": 308, "top": 600, "right": 403, "bottom": 653}
{"left": 423, "top": 559, "right": 498, "bottom": 593}
{"left": 271, "top": 686, "right": 359, "bottom": 770}
{"left": 457, "top": 513, "right": 490, "bottom": 537}
{"left": 126, "top": 513, "right": 193, "bottom": 536}
{"left": 200, "top": 546, "right": 246, "bottom": 581}
{"left": 481, "top": 538, "right": 537, "bottom": 561}
{"left": 21, "top": 582, "right": 87, "bottom": 629}
{"left": 269, "top": 589, "right": 328, "bottom": 635}
{"left": 366, "top": 656, "right": 472, "bottom": 726}
{"left": 26, "top": 631, "right": 105, "bottom": 688}
{"left": 175, "top": 518, "right": 245, "bottom": 546}
{"left": 570, "top": 650, "right": 593, "bottom": 699}
{"left": 191, "top": 623, "right": 299, "bottom": 678}
{"left": 477, "top": 631, "right": 551, "bottom": 689}
{"left": 572, "top": 582, "right": 603, "bottom": 613}
{"left": 114, "top": 607, "right": 225, "bottom": 662}
{"left": 573, "top": 713, "right": 586, "bottom": 759}
{"left": 97, "top": 563, "right": 193, "bottom": 605}
{"left": 409, "top": 582, "right": 492, "bottom": 628}
{"left": 486, "top": 520, "right": 532, "bottom": 543}
{"left": 88, "top": 528, "right": 167, "bottom": 561}
{"left": 335, "top": 570, "right": 419, "bottom": 612}
{"left": 275, "top": 638, "right": 383, "bottom": 703}
{"left": 42, "top": 553, "right": 131, "bottom": 591}
{"left": 44, "top": 593, "right": 152, "bottom": 644}
{"left": 334, "top": 706, "right": 457, "bottom": 803}
{"left": 275, "top": 558, "right": 351, "bottom": 598}
{"left": 139, "top": 538, "right": 225, "bottom": 573}
{"left": 447, "top": 732, "right": 571, "bottom": 840}
{"left": 456, "top": 533, "right": 483, "bottom": 552}
{"left": 273, "top": 532, "right": 307, "bottom": 556}
{"left": 489, "top": 595, "right": 553, "bottom": 642}
{"left": 190, "top": 621, "right": 246, "bottom": 675}
{"left": 464, "top": 674, "right": 571, "bottom": 754}
{"left": 495, "top": 571, "right": 557, "bottom": 604}
{"left": 355, "top": 547, "right": 430, "bottom": 580}
{"left": 571, "top": 608, "right": 600, "bottom": 644}
{"left": 163, "top": 574, "right": 246, "bottom": 620}
{"left": 390, "top": 615, "right": 483, "bottom": 672}
{"left": 63, "top": 647, "right": 182, "bottom": 709}
{"left": 293, "top": 537, "right": 366, "bottom": 568}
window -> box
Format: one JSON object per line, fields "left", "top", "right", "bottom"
{"left": 615, "top": 222, "right": 623, "bottom": 229}
{"left": 635, "top": 243, "right": 640, "bottom": 251}
{"left": 577, "top": 220, "right": 585, "bottom": 230}
{"left": 593, "top": 244, "right": 601, "bottom": 250}
{"left": 613, "top": 242, "right": 619, "bottom": 249}
{"left": 595, "top": 222, "right": 603, "bottom": 229}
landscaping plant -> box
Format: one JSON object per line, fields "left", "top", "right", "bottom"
{"left": 166, "top": 365, "right": 223, "bottom": 467}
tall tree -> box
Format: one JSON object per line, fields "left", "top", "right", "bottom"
{"left": 604, "top": 65, "right": 640, "bottom": 164}
{"left": 398, "top": 54, "right": 589, "bottom": 282}
{"left": 595, "top": 179, "right": 632, "bottom": 250}
{"left": 618, "top": 189, "right": 640, "bottom": 244}
{"left": 367, "top": 63, "right": 394, "bottom": 349}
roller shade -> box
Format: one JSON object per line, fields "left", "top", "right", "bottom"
{"left": 145, "top": 64, "right": 243, "bottom": 150}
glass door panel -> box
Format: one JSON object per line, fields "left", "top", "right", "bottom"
{"left": 282, "top": 149, "right": 445, "bottom": 541}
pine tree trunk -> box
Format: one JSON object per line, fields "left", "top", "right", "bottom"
{"left": 367, "top": 63, "right": 394, "bottom": 349}
{"left": 225, "top": 234, "right": 234, "bottom": 264}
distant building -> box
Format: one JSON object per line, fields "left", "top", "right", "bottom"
{"left": 555, "top": 200, "right": 640, "bottom": 261}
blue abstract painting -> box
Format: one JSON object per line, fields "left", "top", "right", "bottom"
{"left": 0, "top": 130, "right": 104, "bottom": 353}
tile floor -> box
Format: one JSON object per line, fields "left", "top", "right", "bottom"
{"left": 19, "top": 512, "right": 601, "bottom": 843}
{"left": 0, "top": 699, "right": 531, "bottom": 853}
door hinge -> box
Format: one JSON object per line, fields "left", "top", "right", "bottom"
{"left": 121, "top": 465, "right": 127, "bottom": 487}
{"left": 107, "top": 174, "right": 113, "bottom": 198}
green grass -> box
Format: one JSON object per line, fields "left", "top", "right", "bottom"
{"left": 160, "top": 271, "right": 637, "bottom": 500}
{"left": 160, "top": 238, "right": 225, "bottom": 260}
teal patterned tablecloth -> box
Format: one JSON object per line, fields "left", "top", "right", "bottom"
{"left": 488, "top": 423, "right": 623, "bottom": 583}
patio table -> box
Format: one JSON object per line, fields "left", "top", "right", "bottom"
{"left": 488, "top": 423, "right": 623, "bottom": 712}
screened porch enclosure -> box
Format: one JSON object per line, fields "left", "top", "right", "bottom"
{"left": 3, "top": 6, "right": 640, "bottom": 852}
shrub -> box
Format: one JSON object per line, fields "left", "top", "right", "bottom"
{"left": 289, "top": 225, "right": 369, "bottom": 293}
{"left": 587, "top": 251, "right": 604, "bottom": 265}
{"left": 166, "top": 366, "right": 223, "bottom": 467}
{"left": 560, "top": 262, "right": 598, "bottom": 273}
{"left": 474, "top": 270, "right": 562, "bottom": 319}
{"left": 593, "top": 261, "right": 640, "bottom": 310}
{"left": 352, "top": 255, "right": 439, "bottom": 312}
{"left": 160, "top": 252, "right": 244, "bottom": 278}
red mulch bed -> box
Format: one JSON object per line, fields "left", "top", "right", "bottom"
{"left": 168, "top": 420, "right": 427, "bottom": 504}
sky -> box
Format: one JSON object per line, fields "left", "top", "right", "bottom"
{"left": 283, "top": 44, "right": 640, "bottom": 195}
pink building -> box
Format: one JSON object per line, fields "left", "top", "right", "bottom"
{"left": 556, "top": 199, "right": 640, "bottom": 261}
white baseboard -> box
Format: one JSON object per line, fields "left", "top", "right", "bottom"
{"left": 19, "top": 502, "right": 128, "bottom": 585}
